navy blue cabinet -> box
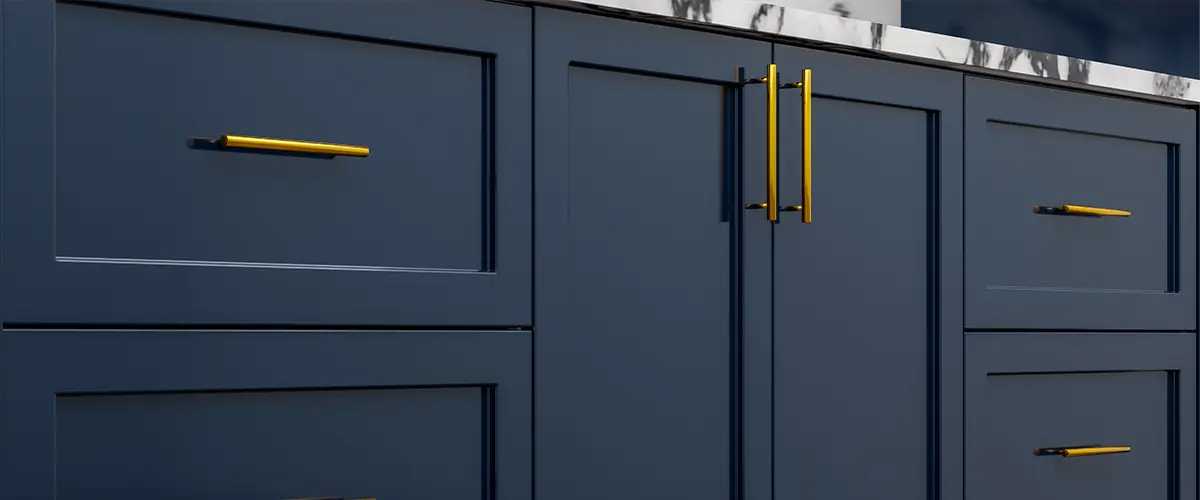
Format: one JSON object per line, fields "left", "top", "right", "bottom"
{"left": 960, "top": 77, "right": 1198, "bottom": 500}
{"left": 533, "top": 6, "right": 964, "bottom": 500}
{"left": 0, "top": 329, "right": 532, "bottom": 500}
{"left": 2, "top": 0, "right": 532, "bottom": 326}
{"left": 965, "top": 332, "right": 1196, "bottom": 500}
{"left": 964, "top": 76, "right": 1197, "bottom": 331}
{"left": 766, "top": 44, "right": 964, "bottom": 500}
{"left": 1, "top": 1, "right": 1197, "bottom": 500}
{"left": 532, "top": 8, "right": 768, "bottom": 500}
{"left": 1, "top": 2, "right": 536, "bottom": 499}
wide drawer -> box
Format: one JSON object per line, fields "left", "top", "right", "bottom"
{"left": 964, "top": 76, "right": 1196, "bottom": 330}
{"left": 965, "top": 333, "right": 1196, "bottom": 500}
{"left": 0, "top": 329, "right": 532, "bottom": 500}
{"left": 2, "top": 1, "right": 532, "bottom": 325}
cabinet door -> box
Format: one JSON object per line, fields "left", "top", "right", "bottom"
{"left": 2, "top": 0, "right": 532, "bottom": 326}
{"left": 0, "top": 329, "right": 531, "bottom": 500}
{"left": 964, "top": 76, "right": 1196, "bottom": 330}
{"left": 534, "top": 8, "right": 769, "bottom": 500}
{"left": 768, "top": 45, "right": 964, "bottom": 500}
{"left": 965, "top": 332, "right": 1195, "bottom": 500}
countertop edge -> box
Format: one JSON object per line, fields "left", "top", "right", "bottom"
{"left": 527, "top": 0, "right": 1200, "bottom": 106}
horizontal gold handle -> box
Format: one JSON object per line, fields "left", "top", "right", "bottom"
{"left": 1034, "top": 445, "right": 1131, "bottom": 458}
{"left": 1033, "top": 205, "right": 1131, "bottom": 217}
{"left": 188, "top": 134, "right": 370, "bottom": 159}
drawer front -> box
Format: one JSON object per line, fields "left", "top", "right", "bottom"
{"left": 964, "top": 76, "right": 1196, "bottom": 330}
{"left": 2, "top": 1, "right": 532, "bottom": 325}
{"left": 965, "top": 333, "right": 1196, "bottom": 500}
{"left": 0, "top": 329, "right": 532, "bottom": 500}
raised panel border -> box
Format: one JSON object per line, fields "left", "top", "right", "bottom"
{"left": 0, "top": 329, "right": 533, "bottom": 500}
{"left": 965, "top": 332, "right": 1196, "bottom": 500}
{"left": 964, "top": 75, "right": 1198, "bottom": 330}
{"left": 2, "top": 0, "right": 533, "bottom": 325}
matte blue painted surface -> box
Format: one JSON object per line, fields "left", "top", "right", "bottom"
{"left": 0, "top": 2, "right": 1196, "bottom": 500}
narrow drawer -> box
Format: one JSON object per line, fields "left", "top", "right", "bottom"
{"left": 965, "top": 332, "right": 1196, "bottom": 500}
{"left": 0, "top": 329, "right": 532, "bottom": 500}
{"left": 3, "top": 2, "right": 532, "bottom": 325}
{"left": 964, "top": 76, "right": 1196, "bottom": 330}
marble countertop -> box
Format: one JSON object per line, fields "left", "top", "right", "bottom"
{"left": 534, "top": 0, "right": 1200, "bottom": 105}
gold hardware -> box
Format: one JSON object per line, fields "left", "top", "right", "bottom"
{"left": 768, "top": 64, "right": 778, "bottom": 222}
{"left": 1033, "top": 205, "right": 1131, "bottom": 217}
{"left": 187, "top": 134, "right": 370, "bottom": 159}
{"left": 779, "top": 69, "right": 812, "bottom": 223}
{"left": 800, "top": 69, "right": 811, "bottom": 224}
{"left": 1034, "top": 445, "right": 1131, "bottom": 458}
{"left": 744, "top": 65, "right": 779, "bottom": 221}
{"left": 745, "top": 203, "right": 768, "bottom": 209}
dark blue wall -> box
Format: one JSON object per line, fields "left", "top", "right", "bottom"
{"left": 902, "top": 0, "right": 1199, "bottom": 78}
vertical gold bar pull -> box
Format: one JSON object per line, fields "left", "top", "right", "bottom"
{"left": 743, "top": 64, "right": 779, "bottom": 221}
{"left": 779, "top": 69, "right": 812, "bottom": 223}
{"left": 768, "top": 64, "right": 779, "bottom": 222}
{"left": 800, "top": 68, "right": 811, "bottom": 223}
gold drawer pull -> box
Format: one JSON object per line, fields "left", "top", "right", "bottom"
{"left": 779, "top": 68, "right": 812, "bottom": 223}
{"left": 742, "top": 65, "right": 814, "bottom": 223}
{"left": 1034, "top": 445, "right": 1131, "bottom": 458}
{"left": 1033, "top": 205, "right": 1131, "bottom": 217}
{"left": 742, "top": 64, "right": 779, "bottom": 221}
{"left": 188, "top": 134, "right": 370, "bottom": 159}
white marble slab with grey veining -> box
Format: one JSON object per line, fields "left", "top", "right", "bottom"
{"left": 541, "top": 0, "right": 1199, "bottom": 103}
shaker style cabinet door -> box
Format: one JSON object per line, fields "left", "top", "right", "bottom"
{"left": 965, "top": 333, "right": 1195, "bottom": 500}
{"left": 767, "top": 45, "right": 964, "bottom": 500}
{"left": 533, "top": 8, "right": 770, "bottom": 500}
{"left": 964, "top": 76, "right": 1196, "bottom": 330}
{"left": 2, "top": 0, "right": 532, "bottom": 326}
{"left": 0, "top": 330, "right": 532, "bottom": 500}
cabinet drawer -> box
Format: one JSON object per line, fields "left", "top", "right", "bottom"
{"left": 0, "top": 329, "right": 532, "bottom": 500}
{"left": 965, "top": 333, "right": 1195, "bottom": 500}
{"left": 2, "top": 2, "right": 531, "bottom": 325}
{"left": 964, "top": 77, "right": 1196, "bottom": 330}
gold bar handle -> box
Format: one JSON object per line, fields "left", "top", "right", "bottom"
{"left": 779, "top": 69, "right": 812, "bottom": 223}
{"left": 743, "top": 64, "right": 779, "bottom": 221}
{"left": 1033, "top": 205, "right": 1131, "bottom": 217}
{"left": 188, "top": 134, "right": 370, "bottom": 159}
{"left": 1034, "top": 445, "right": 1131, "bottom": 458}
